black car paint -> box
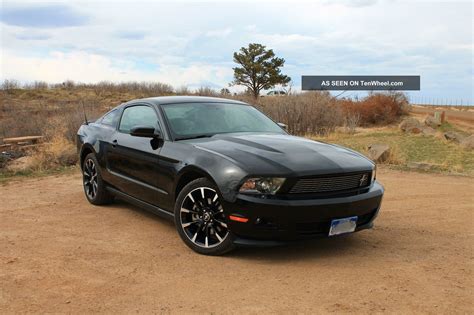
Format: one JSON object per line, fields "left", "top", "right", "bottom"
{"left": 77, "top": 96, "right": 384, "bottom": 243}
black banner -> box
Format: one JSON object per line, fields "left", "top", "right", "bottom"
{"left": 302, "top": 75, "right": 420, "bottom": 91}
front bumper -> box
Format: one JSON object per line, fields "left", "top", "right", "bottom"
{"left": 222, "top": 181, "right": 384, "bottom": 244}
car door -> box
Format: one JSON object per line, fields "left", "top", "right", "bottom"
{"left": 106, "top": 104, "right": 165, "bottom": 205}
{"left": 95, "top": 108, "right": 122, "bottom": 185}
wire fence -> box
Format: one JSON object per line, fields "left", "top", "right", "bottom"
{"left": 409, "top": 96, "right": 473, "bottom": 107}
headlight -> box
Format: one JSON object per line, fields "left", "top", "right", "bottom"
{"left": 371, "top": 165, "right": 377, "bottom": 183}
{"left": 239, "top": 177, "right": 286, "bottom": 195}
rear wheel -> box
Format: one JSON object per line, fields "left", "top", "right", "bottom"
{"left": 82, "top": 153, "right": 114, "bottom": 205}
{"left": 174, "top": 178, "right": 235, "bottom": 255}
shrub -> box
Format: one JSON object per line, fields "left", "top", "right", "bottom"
{"left": 0, "top": 107, "right": 45, "bottom": 138}
{"left": 255, "top": 92, "right": 342, "bottom": 136}
{"left": 195, "top": 86, "right": 218, "bottom": 96}
{"left": 175, "top": 86, "right": 190, "bottom": 95}
{"left": 0, "top": 97, "right": 102, "bottom": 141}
{"left": 0, "top": 154, "right": 8, "bottom": 169}
{"left": 62, "top": 80, "right": 76, "bottom": 89}
{"left": 344, "top": 112, "right": 361, "bottom": 134}
{"left": 32, "top": 81, "right": 49, "bottom": 90}
{"left": 339, "top": 92, "right": 409, "bottom": 126}
{"left": 30, "top": 135, "right": 78, "bottom": 170}
{"left": 220, "top": 88, "right": 231, "bottom": 96}
{"left": 1, "top": 79, "right": 21, "bottom": 94}
{"left": 0, "top": 83, "right": 411, "bottom": 169}
{"left": 27, "top": 116, "right": 81, "bottom": 171}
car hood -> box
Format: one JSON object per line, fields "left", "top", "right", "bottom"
{"left": 188, "top": 133, "right": 374, "bottom": 177}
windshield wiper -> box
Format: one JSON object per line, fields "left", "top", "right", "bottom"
{"left": 175, "top": 134, "right": 215, "bottom": 141}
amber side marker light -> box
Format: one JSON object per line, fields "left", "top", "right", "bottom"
{"left": 229, "top": 215, "right": 249, "bottom": 223}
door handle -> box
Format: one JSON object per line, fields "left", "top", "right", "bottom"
{"left": 112, "top": 139, "right": 118, "bottom": 147}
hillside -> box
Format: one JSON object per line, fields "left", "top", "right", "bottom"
{"left": 1, "top": 85, "right": 473, "bottom": 179}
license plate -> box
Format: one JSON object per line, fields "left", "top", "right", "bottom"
{"left": 329, "top": 216, "right": 358, "bottom": 236}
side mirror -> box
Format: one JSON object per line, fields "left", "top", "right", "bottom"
{"left": 277, "top": 122, "right": 288, "bottom": 130}
{"left": 130, "top": 125, "right": 161, "bottom": 138}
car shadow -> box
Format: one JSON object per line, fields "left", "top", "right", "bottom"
{"left": 227, "top": 234, "right": 374, "bottom": 261}
{"left": 108, "top": 199, "right": 383, "bottom": 261}
{"left": 111, "top": 198, "right": 176, "bottom": 228}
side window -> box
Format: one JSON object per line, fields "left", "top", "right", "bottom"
{"left": 101, "top": 109, "right": 120, "bottom": 127}
{"left": 119, "top": 105, "right": 160, "bottom": 134}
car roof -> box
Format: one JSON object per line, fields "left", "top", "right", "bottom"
{"left": 123, "top": 96, "right": 248, "bottom": 106}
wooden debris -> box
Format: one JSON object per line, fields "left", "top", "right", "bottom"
{"left": 3, "top": 136, "right": 44, "bottom": 145}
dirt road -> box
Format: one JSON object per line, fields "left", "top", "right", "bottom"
{"left": 1, "top": 169, "right": 473, "bottom": 313}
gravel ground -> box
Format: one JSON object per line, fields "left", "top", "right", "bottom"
{"left": 1, "top": 168, "right": 472, "bottom": 313}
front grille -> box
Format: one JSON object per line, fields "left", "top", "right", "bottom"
{"left": 289, "top": 172, "right": 371, "bottom": 194}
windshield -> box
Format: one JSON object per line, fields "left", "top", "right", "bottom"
{"left": 162, "top": 102, "right": 285, "bottom": 140}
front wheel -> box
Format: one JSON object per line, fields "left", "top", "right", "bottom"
{"left": 174, "top": 178, "right": 235, "bottom": 255}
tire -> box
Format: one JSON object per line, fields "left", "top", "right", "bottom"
{"left": 82, "top": 153, "right": 114, "bottom": 205}
{"left": 174, "top": 178, "right": 235, "bottom": 255}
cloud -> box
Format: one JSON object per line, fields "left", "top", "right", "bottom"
{"left": 16, "top": 32, "right": 51, "bottom": 41}
{"left": 329, "top": 0, "right": 378, "bottom": 7}
{"left": 244, "top": 25, "right": 257, "bottom": 32}
{"left": 116, "top": 30, "right": 147, "bottom": 40}
{"left": 0, "top": 4, "right": 88, "bottom": 28}
{"left": 0, "top": 0, "right": 472, "bottom": 100}
{"left": 205, "top": 28, "right": 232, "bottom": 38}
{"left": 0, "top": 50, "right": 233, "bottom": 89}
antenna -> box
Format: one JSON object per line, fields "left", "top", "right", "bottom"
{"left": 81, "top": 100, "right": 89, "bottom": 125}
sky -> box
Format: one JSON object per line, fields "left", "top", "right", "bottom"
{"left": 0, "top": 0, "right": 473, "bottom": 103}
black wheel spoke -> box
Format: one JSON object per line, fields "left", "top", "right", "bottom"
{"left": 180, "top": 207, "right": 198, "bottom": 214}
{"left": 212, "top": 204, "right": 224, "bottom": 216}
{"left": 214, "top": 219, "right": 227, "bottom": 227}
{"left": 214, "top": 228, "right": 223, "bottom": 242}
{"left": 181, "top": 220, "right": 199, "bottom": 228}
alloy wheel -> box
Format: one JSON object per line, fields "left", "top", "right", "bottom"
{"left": 83, "top": 158, "right": 98, "bottom": 200}
{"left": 180, "top": 187, "right": 229, "bottom": 248}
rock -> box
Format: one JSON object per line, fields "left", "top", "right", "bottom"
{"left": 6, "top": 156, "right": 35, "bottom": 172}
{"left": 367, "top": 144, "right": 391, "bottom": 163}
{"left": 444, "top": 131, "right": 465, "bottom": 143}
{"left": 399, "top": 117, "right": 423, "bottom": 134}
{"left": 407, "top": 162, "right": 436, "bottom": 171}
{"left": 460, "top": 135, "right": 474, "bottom": 149}
{"left": 421, "top": 126, "right": 436, "bottom": 136}
{"left": 424, "top": 115, "right": 441, "bottom": 128}
{"left": 434, "top": 111, "right": 446, "bottom": 123}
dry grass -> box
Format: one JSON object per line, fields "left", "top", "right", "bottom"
{"left": 2, "top": 80, "right": 461, "bottom": 179}
{"left": 1, "top": 81, "right": 410, "bottom": 139}
{"left": 30, "top": 136, "right": 78, "bottom": 170}
{"left": 311, "top": 128, "right": 474, "bottom": 175}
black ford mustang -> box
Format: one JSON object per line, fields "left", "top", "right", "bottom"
{"left": 77, "top": 96, "right": 384, "bottom": 255}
